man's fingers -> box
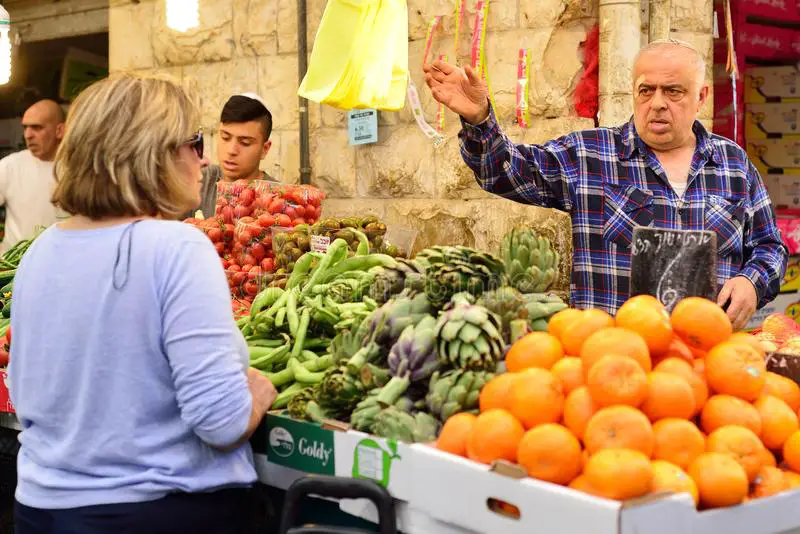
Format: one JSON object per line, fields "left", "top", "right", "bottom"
{"left": 733, "top": 302, "right": 756, "bottom": 331}
{"left": 432, "top": 59, "right": 455, "bottom": 75}
{"left": 465, "top": 66, "right": 482, "bottom": 84}
{"left": 725, "top": 294, "right": 745, "bottom": 326}
{"left": 717, "top": 281, "right": 733, "bottom": 307}
{"left": 429, "top": 68, "right": 449, "bottom": 84}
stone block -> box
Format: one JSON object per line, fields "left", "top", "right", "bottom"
{"left": 521, "top": 0, "right": 598, "bottom": 29}
{"left": 262, "top": 130, "right": 301, "bottom": 184}
{"left": 186, "top": 59, "right": 259, "bottom": 130}
{"left": 384, "top": 199, "right": 572, "bottom": 285}
{"left": 355, "top": 125, "right": 436, "bottom": 199}
{"left": 309, "top": 129, "right": 357, "bottom": 197}
{"left": 257, "top": 55, "right": 301, "bottom": 130}
{"left": 672, "top": 0, "right": 713, "bottom": 33}
{"left": 109, "top": 2, "right": 154, "bottom": 71}
{"left": 598, "top": 93, "right": 633, "bottom": 127}
{"left": 435, "top": 135, "right": 495, "bottom": 200}
{"left": 321, "top": 199, "right": 388, "bottom": 220}
{"left": 152, "top": 0, "right": 235, "bottom": 66}
{"left": 483, "top": 27, "right": 585, "bottom": 121}
{"left": 233, "top": 0, "right": 278, "bottom": 56}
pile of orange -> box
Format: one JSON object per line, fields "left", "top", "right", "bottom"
{"left": 435, "top": 295, "right": 800, "bottom": 510}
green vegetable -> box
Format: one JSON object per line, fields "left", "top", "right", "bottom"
{"left": 247, "top": 338, "right": 286, "bottom": 348}
{"left": 353, "top": 229, "right": 370, "bottom": 256}
{"left": 274, "top": 307, "right": 287, "bottom": 329}
{"left": 300, "top": 239, "right": 349, "bottom": 298}
{"left": 286, "top": 252, "right": 321, "bottom": 290}
{"left": 250, "top": 343, "right": 291, "bottom": 370}
{"left": 317, "top": 254, "right": 397, "bottom": 285}
{"left": 272, "top": 383, "right": 306, "bottom": 409}
{"left": 290, "top": 308, "right": 311, "bottom": 359}
{"left": 287, "top": 288, "right": 300, "bottom": 336}
{"left": 250, "top": 287, "right": 285, "bottom": 318}
{"left": 289, "top": 358, "right": 327, "bottom": 385}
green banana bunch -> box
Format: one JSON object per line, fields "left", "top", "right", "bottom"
{"left": 501, "top": 227, "right": 559, "bottom": 294}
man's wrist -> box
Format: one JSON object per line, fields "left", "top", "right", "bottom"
{"left": 463, "top": 102, "right": 490, "bottom": 125}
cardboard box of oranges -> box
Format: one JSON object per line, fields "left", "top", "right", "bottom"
{"left": 412, "top": 295, "right": 800, "bottom": 533}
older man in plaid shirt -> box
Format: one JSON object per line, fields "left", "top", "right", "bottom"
{"left": 424, "top": 39, "right": 787, "bottom": 329}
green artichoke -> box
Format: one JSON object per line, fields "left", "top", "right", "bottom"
{"left": 350, "top": 376, "right": 411, "bottom": 432}
{"left": 330, "top": 319, "right": 368, "bottom": 363}
{"left": 359, "top": 363, "right": 391, "bottom": 389}
{"left": 416, "top": 246, "right": 506, "bottom": 308}
{"left": 287, "top": 386, "right": 317, "bottom": 421}
{"left": 364, "top": 292, "right": 433, "bottom": 349}
{"left": 477, "top": 288, "right": 568, "bottom": 340}
{"left": 387, "top": 315, "right": 440, "bottom": 383}
{"left": 368, "top": 258, "right": 427, "bottom": 304}
{"left": 426, "top": 369, "right": 495, "bottom": 422}
{"left": 371, "top": 407, "right": 440, "bottom": 443}
{"left": 501, "top": 227, "right": 559, "bottom": 293}
{"left": 316, "top": 364, "right": 367, "bottom": 420}
{"left": 435, "top": 294, "right": 505, "bottom": 371}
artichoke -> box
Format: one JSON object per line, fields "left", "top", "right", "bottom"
{"left": 435, "top": 294, "right": 505, "bottom": 371}
{"left": 426, "top": 369, "right": 495, "bottom": 422}
{"left": 387, "top": 315, "right": 440, "bottom": 383}
{"left": 360, "top": 363, "right": 391, "bottom": 389}
{"left": 368, "top": 258, "right": 427, "bottom": 304}
{"left": 330, "top": 319, "right": 368, "bottom": 363}
{"left": 316, "top": 364, "right": 367, "bottom": 420}
{"left": 287, "top": 386, "right": 317, "bottom": 421}
{"left": 501, "top": 227, "right": 559, "bottom": 293}
{"left": 416, "top": 246, "right": 506, "bottom": 308}
{"left": 476, "top": 288, "right": 568, "bottom": 339}
{"left": 363, "top": 292, "right": 433, "bottom": 349}
{"left": 350, "top": 376, "right": 411, "bottom": 432}
{"left": 371, "top": 407, "right": 440, "bottom": 443}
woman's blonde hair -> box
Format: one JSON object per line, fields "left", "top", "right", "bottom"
{"left": 52, "top": 72, "right": 201, "bottom": 220}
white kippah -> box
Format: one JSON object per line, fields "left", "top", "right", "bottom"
{"left": 237, "top": 92, "right": 267, "bottom": 108}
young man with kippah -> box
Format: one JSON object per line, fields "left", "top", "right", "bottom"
{"left": 193, "top": 93, "right": 276, "bottom": 218}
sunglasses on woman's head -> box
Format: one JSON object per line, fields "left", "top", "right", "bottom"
{"left": 183, "top": 131, "right": 204, "bottom": 159}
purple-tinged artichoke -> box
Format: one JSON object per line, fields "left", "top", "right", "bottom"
{"left": 387, "top": 315, "right": 440, "bottom": 383}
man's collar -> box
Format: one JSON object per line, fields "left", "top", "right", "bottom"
{"left": 619, "top": 118, "right": 721, "bottom": 165}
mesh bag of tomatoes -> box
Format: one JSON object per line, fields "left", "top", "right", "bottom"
{"left": 233, "top": 216, "right": 280, "bottom": 273}
{"left": 216, "top": 180, "right": 325, "bottom": 227}
{"left": 184, "top": 217, "right": 235, "bottom": 257}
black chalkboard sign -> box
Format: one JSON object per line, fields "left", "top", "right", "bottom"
{"left": 629, "top": 227, "right": 718, "bottom": 312}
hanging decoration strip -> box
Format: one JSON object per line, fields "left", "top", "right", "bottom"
{"left": 436, "top": 54, "right": 448, "bottom": 132}
{"left": 471, "top": 0, "right": 497, "bottom": 114}
{"left": 408, "top": 15, "right": 446, "bottom": 146}
{"left": 516, "top": 48, "right": 530, "bottom": 128}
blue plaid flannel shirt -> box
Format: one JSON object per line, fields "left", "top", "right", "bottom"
{"left": 459, "top": 108, "right": 788, "bottom": 315}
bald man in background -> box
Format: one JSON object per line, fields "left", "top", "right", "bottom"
{"left": 0, "top": 100, "right": 65, "bottom": 252}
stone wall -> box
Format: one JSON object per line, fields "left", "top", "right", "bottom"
{"left": 5, "top": 0, "right": 108, "bottom": 43}
{"left": 108, "top": 0, "right": 712, "bottom": 291}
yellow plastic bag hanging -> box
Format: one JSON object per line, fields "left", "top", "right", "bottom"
{"left": 298, "top": 0, "right": 408, "bottom": 111}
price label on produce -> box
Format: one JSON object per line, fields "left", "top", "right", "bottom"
{"left": 311, "top": 235, "right": 330, "bottom": 253}
{"left": 347, "top": 109, "right": 378, "bottom": 146}
{"left": 629, "top": 227, "right": 717, "bottom": 312}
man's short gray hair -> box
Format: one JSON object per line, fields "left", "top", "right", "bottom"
{"left": 634, "top": 38, "right": 707, "bottom": 87}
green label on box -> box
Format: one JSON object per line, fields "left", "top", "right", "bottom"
{"left": 351, "top": 437, "right": 400, "bottom": 488}
{"left": 266, "top": 415, "right": 335, "bottom": 475}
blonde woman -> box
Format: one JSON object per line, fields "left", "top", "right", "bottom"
{"left": 8, "top": 73, "right": 277, "bottom": 533}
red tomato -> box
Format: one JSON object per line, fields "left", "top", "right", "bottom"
{"left": 223, "top": 224, "right": 235, "bottom": 242}
{"left": 293, "top": 205, "right": 307, "bottom": 218}
{"left": 268, "top": 198, "right": 285, "bottom": 214}
{"left": 239, "top": 188, "right": 256, "bottom": 207}
{"left": 227, "top": 264, "right": 242, "bottom": 273}
{"left": 257, "top": 214, "right": 275, "bottom": 228}
{"left": 244, "top": 281, "right": 259, "bottom": 297}
{"left": 5, "top": 327, "right": 10, "bottom": 348}
{"left": 220, "top": 205, "right": 234, "bottom": 224}
{"left": 214, "top": 242, "right": 225, "bottom": 255}
{"left": 239, "top": 216, "right": 255, "bottom": 225}
{"left": 276, "top": 214, "right": 292, "bottom": 227}
{"left": 216, "top": 196, "right": 229, "bottom": 208}
{"left": 284, "top": 205, "right": 298, "bottom": 220}
{"left": 291, "top": 217, "right": 306, "bottom": 226}
{"left": 250, "top": 243, "right": 266, "bottom": 261}
{"left": 242, "top": 254, "right": 257, "bottom": 267}
{"left": 207, "top": 228, "right": 223, "bottom": 243}
{"left": 232, "top": 271, "right": 246, "bottom": 285}
{"left": 231, "top": 179, "right": 249, "bottom": 196}
{"left": 261, "top": 258, "right": 275, "bottom": 273}
{"left": 260, "top": 193, "right": 274, "bottom": 208}
{"left": 261, "top": 234, "right": 273, "bottom": 248}
{"left": 233, "top": 205, "right": 251, "bottom": 219}
{"left": 238, "top": 230, "right": 252, "bottom": 246}
{"left": 248, "top": 267, "right": 262, "bottom": 279}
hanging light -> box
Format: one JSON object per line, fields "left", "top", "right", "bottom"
{"left": 0, "top": 5, "right": 10, "bottom": 85}
{"left": 166, "top": 0, "right": 199, "bottom": 33}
